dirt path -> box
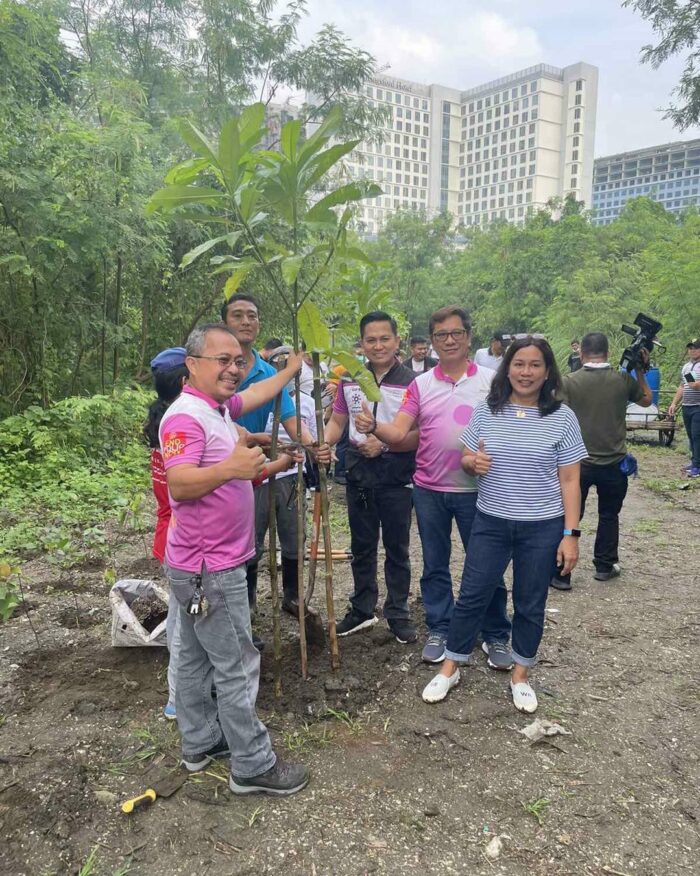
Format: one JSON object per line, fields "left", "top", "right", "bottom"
{"left": 1, "top": 441, "right": 698, "bottom": 876}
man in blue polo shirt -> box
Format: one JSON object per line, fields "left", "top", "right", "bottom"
{"left": 221, "top": 292, "right": 327, "bottom": 618}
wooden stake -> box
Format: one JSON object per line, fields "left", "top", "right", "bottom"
{"left": 267, "top": 390, "right": 283, "bottom": 699}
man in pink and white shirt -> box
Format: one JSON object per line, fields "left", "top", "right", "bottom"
{"left": 160, "top": 323, "right": 309, "bottom": 797}
{"left": 356, "top": 306, "right": 511, "bottom": 667}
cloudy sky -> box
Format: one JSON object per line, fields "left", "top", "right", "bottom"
{"left": 290, "top": 0, "right": 700, "bottom": 157}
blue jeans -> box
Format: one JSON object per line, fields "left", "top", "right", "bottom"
{"left": 166, "top": 563, "right": 275, "bottom": 778}
{"left": 412, "top": 486, "right": 511, "bottom": 641}
{"left": 446, "top": 511, "right": 562, "bottom": 667}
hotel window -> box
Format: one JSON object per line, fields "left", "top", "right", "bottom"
{"left": 572, "top": 150, "right": 579, "bottom": 161}
{"left": 571, "top": 177, "right": 578, "bottom": 188}
{"left": 575, "top": 94, "right": 582, "bottom": 106}
{"left": 576, "top": 79, "right": 583, "bottom": 91}
{"left": 574, "top": 108, "right": 581, "bottom": 119}
{"left": 573, "top": 136, "right": 580, "bottom": 147}
{"left": 573, "top": 122, "right": 580, "bottom": 133}
{"left": 530, "top": 80, "right": 537, "bottom": 93}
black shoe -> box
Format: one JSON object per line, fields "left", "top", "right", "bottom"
{"left": 182, "top": 736, "right": 230, "bottom": 772}
{"left": 229, "top": 757, "right": 309, "bottom": 796}
{"left": 335, "top": 610, "right": 378, "bottom": 637}
{"left": 550, "top": 576, "right": 572, "bottom": 591}
{"left": 282, "top": 596, "right": 301, "bottom": 618}
{"left": 388, "top": 619, "right": 418, "bottom": 644}
{"left": 252, "top": 633, "right": 265, "bottom": 652}
{"left": 333, "top": 474, "right": 347, "bottom": 486}
{"left": 594, "top": 564, "right": 621, "bottom": 582}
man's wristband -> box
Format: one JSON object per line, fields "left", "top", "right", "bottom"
{"left": 252, "top": 466, "right": 269, "bottom": 488}
{"left": 563, "top": 528, "right": 581, "bottom": 537}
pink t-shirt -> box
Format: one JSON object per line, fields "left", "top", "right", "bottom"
{"left": 158, "top": 385, "right": 254, "bottom": 572}
{"left": 399, "top": 362, "right": 494, "bottom": 492}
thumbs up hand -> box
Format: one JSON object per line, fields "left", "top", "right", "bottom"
{"left": 466, "top": 438, "right": 492, "bottom": 476}
{"left": 355, "top": 401, "right": 376, "bottom": 434}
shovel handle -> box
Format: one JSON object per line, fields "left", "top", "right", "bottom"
{"left": 121, "top": 789, "right": 156, "bottom": 813}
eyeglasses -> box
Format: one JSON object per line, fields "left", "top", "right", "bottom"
{"left": 189, "top": 355, "right": 246, "bottom": 369}
{"left": 432, "top": 330, "right": 468, "bottom": 342}
{"left": 510, "top": 333, "right": 546, "bottom": 340}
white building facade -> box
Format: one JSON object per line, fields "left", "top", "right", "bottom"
{"left": 591, "top": 139, "right": 700, "bottom": 225}
{"left": 344, "top": 62, "right": 598, "bottom": 235}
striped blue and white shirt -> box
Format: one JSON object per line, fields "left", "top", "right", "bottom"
{"left": 460, "top": 401, "right": 588, "bottom": 521}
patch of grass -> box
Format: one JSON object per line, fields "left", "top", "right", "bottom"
{"left": 326, "top": 501, "right": 351, "bottom": 541}
{"left": 523, "top": 797, "right": 550, "bottom": 826}
{"left": 323, "top": 707, "right": 367, "bottom": 736}
{"left": 635, "top": 517, "right": 660, "bottom": 534}
{"left": 106, "top": 725, "right": 177, "bottom": 775}
{"left": 78, "top": 847, "right": 99, "bottom": 876}
{"left": 283, "top": 722, "right": 335, "bottom": 753}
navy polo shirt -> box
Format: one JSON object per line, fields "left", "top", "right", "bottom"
{"left": 235, "top": 350, "right": 296, "bottom": 433}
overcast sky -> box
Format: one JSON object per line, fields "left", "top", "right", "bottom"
{"left": 289, "top": 0, "right": 700, "bottom": 157}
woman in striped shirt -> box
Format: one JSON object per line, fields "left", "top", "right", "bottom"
{"left": 422, "top": 337, "right": 587, "bottom": 713}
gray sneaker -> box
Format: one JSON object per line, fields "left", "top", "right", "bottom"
{"left": 421, "top": 633, "right": 446, "bottom": 663}
{"left": 229, "top": 758, "right": 309, "bottom": 796}
{"left": 481, "top": 640, "right": 513, "bottom": 671}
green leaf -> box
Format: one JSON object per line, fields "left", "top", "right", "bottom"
{"left": 238, "top": 103, "right": 267, "bottom": 151}
{"left": 304, "top": 141, "right": 359, "bottom": 191}
{"left": 146, "top": 185, "right": 227, "bottom": 214}
{"left": 165, "top": 158, "right": 211, "bottom": 185}
{"left": 281, "top": 254, "right": 304, "bottom": 286}
{"left": 179, "top": 231, "right": 243, "bottom": 269}
{"left": 333, "top": 352, "right": 382, "bottom": 403}
{"left": 305, "top": 183, "right": 382, "bottom": 223}
{"left": 280, "top": 118, "right": 302, "bottom": 162}
{"left": 339, "top": 246, "right": 375, "bottom": 266}
{"left": 298, "top": 301, "right": 331, "bottom": 351}
{"left": 223, "top": 263, "right": 256, "bottom": 295}
{"left": 298, "top": 106, "right": 345, "bottom": 166}
{"left": 238, "top": 185, "right": 261, "bottom": 222}
{"left": 219, "top": 117, "right": 241, "bottom": 188}
{"left": 177, "top": 120, "right": 219, "bottom": 166}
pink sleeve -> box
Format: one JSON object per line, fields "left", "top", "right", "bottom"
{"left": 399, "top": 380, "right": 420, "bottom": 418}
{"left": 224, "top": 394, "right": 243, "bottom": 419}
{"left": 160, "top": 413, "right": 206, "bottom": 469}
{"left": 333, "top": 382, "right": 349, "bottom": 415}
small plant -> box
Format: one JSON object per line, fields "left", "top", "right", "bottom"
{"left": 523, "top": 796, "right": 551, "bottom": 826}
{"left": 78, "top": 847, "right": 99, "bottom": 876}
{"left": 0, "top": 561, "right": 20, "bottom": 621}
{"left": 324, "top": 707, "right": 367, "bottom": 735}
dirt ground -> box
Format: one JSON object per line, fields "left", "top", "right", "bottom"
{"left": 1, "top": 438, "right": 699, "bottom": 876}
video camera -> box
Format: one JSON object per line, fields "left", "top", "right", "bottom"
{"left": 620, "top": 313, "right": 664, "bottom": 373}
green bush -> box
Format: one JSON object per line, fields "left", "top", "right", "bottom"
{"left": 0, "top": 390, "right": 151, "bottom": 563}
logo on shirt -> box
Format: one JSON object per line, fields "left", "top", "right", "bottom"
{"left": 349, "top": 390, "right": 365, "bottom": 414}
{"left": 162, "top": 431, "right": 187, "bottom": 460}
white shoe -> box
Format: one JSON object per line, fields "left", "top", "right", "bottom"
{"left": 510, "top": 681, "right": 538, "bottom": 713}
{"left": 422, "top": 669, "right": 460, "bottom": 704}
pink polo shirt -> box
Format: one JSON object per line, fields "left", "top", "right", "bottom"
{"left": 399, "top": 362, "right": 494, "bottom": 492}
{"left": 158, "top": 385, "right": 254, "bottom": 573}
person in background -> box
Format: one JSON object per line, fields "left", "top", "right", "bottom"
{"left": 143, "top": 347, "right": 189, "bottom": 720}
{"left": 161, "top": 323, "right": 309, "bottom": 795}
{"left": 668, "top": 339, "right": 700, "bottom": 478}
{"left": 567, "top": 340, "right": 583, "bottom": 373}
{"left": 356, "top": 306, "right": 512, "bottom": 668}
{"left": 260, "top": 338, "right": 283, "bottom": 362}
{"left": 552, "top": 332, "right": 652, "bottom": 590}
{"left": 324, "top": 312, "right": 418, "bottom": 644}
{"left": 474, "top": 332, "right": 505, "bottom": 371}
{"left": 404, "top": 335, "right": 438, "bottom": 373}
{"left": 422, "top": 337, "right": 586, "bottom": 713}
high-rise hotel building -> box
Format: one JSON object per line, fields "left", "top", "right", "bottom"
{"left": 591, "top": 139, "right": 700, "bottom": 225}
{"left": 343, "top": 62, "right": 598, "bottom": 235}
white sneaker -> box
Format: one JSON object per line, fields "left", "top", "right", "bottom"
{"left": 510, "top": 681, "right": 538, "bottom": 713}
{"left": 422, "top": 669, "right": 460, "bottom": 704}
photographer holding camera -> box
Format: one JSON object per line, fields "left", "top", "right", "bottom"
{"left": 668, "top": 339, "right": 700, "bottom": 477}
{"left": 551, "top": 332, "right": 652, "bottom": 590}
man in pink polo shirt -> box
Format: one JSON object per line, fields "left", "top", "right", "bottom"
{"left": 356, "top": 306, "right": 512, "bottom": 666}
{"left": 160, "top": 323, "right": 309, "bottom": 796}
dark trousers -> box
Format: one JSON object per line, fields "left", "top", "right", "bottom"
{"left": 556, "top": 461, "right": 628, "bottom": 585}
{"left": 682, "top": 405, "right": 700, "bottom": 468}
{"left": 446, "top": 512, "right": 562, "bottom": 667}
{"left": 346, "top": 483, "right": 412, "bottom": 622}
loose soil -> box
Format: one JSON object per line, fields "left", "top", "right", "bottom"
{"left": 1, "top": 440, "right": 698, "bottom": 875}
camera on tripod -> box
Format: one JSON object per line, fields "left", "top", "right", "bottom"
{"left": 620, "top": 313, "right": 664, "bottom": 373}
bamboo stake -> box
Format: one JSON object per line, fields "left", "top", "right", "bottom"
{"left": 291, "top": 323, "right": 308, "bottom": 680}
{"left": 312, "top": 352, "right": 340, "bottom": 671}
{"left": 306, "top": 490, "right": 322, "bottom": 602}
{"left": 267, "top": 384, "right": 284, "bottom": 699}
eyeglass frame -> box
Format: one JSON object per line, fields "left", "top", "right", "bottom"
{"left": 188, "top": 354, "right": 247, "bottom": 369}
{"left": 431, "top": 329, "right": 469, "bottom": 342}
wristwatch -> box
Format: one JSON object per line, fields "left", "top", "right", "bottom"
{"left": 562, "top": 528, "right": 581, "bottom": 537}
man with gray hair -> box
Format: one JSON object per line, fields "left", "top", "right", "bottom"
{"left": 160, "top": 323, "right": 310, "bottom": 795}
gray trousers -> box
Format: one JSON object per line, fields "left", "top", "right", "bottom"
{"left": 166, "top": 563, "right": 275, "bottom": 778}
{"left": 165, "top": 591, "right": 181, "bottom": 708}
{"left": 254, "top": 475, "right": 305, "bottom": 561}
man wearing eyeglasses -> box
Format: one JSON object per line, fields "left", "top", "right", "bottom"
{"left": 355, "top": 306, "right": 512, "bottom": 667}
{"left": 160, "top": 323, "right": 309, "bottom": 795}
{"left": 221, "top": 292, "right": 329, "bottom": 621}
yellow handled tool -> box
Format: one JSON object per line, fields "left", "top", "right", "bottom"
{"left": 121, "top": 788, "right": 156, "bottom": 814}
